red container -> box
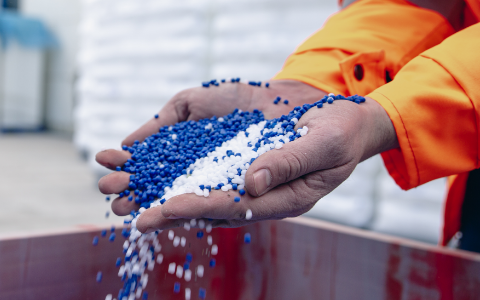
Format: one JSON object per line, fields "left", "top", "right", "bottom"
{"left": 1, "top": 217, "right": 479, "bottom": 300}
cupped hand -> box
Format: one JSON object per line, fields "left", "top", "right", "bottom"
{"left": 134, "top": 97, "right": 398, "bottom": 232}
{"left": 96, "top": 80, "right": 326, "bottom": 217}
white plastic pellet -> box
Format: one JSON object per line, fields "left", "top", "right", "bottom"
{"left": 184, "top": 222, "right": 191, "bottom": 231}
{"left": 206, "top": 224, "right": 212, "bottom": 233}
{"left": 211, "top": 244, "right": 218, "bottom": 255}
{"left": 168, "top": 230, "right": 174, "bottom": 240}
{"left": 118, "top": 266, "right": 125, "bottom": 277}
{"left": 185, "top": 288, "right": 191, "bottom": 300}
{"left": 135, "top": 288, "right": 142, "bottom": 299}
{"left": 197, "top": 265, "right": 204, "bottom": 277}
{"left": 190, "top": 219, "right": 197, "bottom": 227}
{"left": 176, "top": 265, "right": 183, "bottom": 278}
{"left": 154, "top": 244, "right": 161, "bottom": 252}
{"left": 147, "top": 261, "right": 154, "bottom": 271}
{"left": 168, "top": 262, "right": 176, "bottom": 274}
{"left": 184, "top": 269, "right": 192, "bottom": 282}
{"left": 180, "top": 236, "right": 186, "bottom": 247}
{"left": 173, "top": 236, "right": 180, "bottom": 247}
{"left": 128, "top": 293, "right": 134, "bottom": 300}
{"left": 246, "top": 209, "right": 253, "bottom": 220}
{"left": 203, "top": 189, "right": 209, "bottom": 197}
{"left": 156, "top": 254, "right": 163, "bottom": 264}
{"left": 106, "top": 295, "right": 113, "bottom": 300}
{"left": 207, "top": 235, "right": 212, "bottom": 245}
{"left": 275, "top": 142, "right": 283, "bottom": 149}
{"left": 198, "top": 220, "right": 205, "bottom": 229}
{"left": 123, "top": 241, "right": 129, "bottom": 250}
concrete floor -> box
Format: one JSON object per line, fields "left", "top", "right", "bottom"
{"left": 0, "top": 133, "right": 123, "bottom": 236}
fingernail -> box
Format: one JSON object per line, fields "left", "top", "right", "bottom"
{"left": 144, "top": 227, "right": 155, "bottom": 234}
{"left": 253, "top": 169, "right": 272, "bottom": 196}
{"left": 165, "top": 213, "right": 180, "bottom": 219}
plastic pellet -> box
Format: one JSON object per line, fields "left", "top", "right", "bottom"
{"left": 197, "top": 265, "right": 204, "bottom": 277}
{"left": 209, "top": 259, "right": 216, "bottom": 268}
{"left": 184, "top": 269, "right": 192, "bottom": 282}
{"left": 211, "top": 244, "right": 218, "bottom": 255}
{"left": 106, "top": 196, "right": 110, "bottom": 202}
{"left": 173, "top": 236, "right": 180, "bottom": 247}
{"left": 156, "top": 254, "right": 163, "bottom": 264}
{"left": 109, "top": 233, "right": 116, "bottom": 242}
{"left": 105, "top": 294, "right": 112, "bottom": 300}
{"left": 234, "top": 196, "right": 240, "bottom": 202}
{"left": 92, "top": 236, "right": 99, "bottom": 246}
{"left": 199, "top": 288, "right": 206, "bottom": 299}
{"left": 168, "top": 230, "right": 174, "bottom": 240}
{"left": 185, "top": 288, "right": 191, "bottom": 300}
{"left": 239, "top": 189, "right": 246, "bottom": 195}
{"left": 180, "top": 236, "right": 186, "bottom": 247}
{"left": 116, "top": 257, "right": 122, "bottom": 267}
{"left": 174, "top": 282, "right": 181, "bottom": 293}
{"left": 265, "top": 82, "right": 270, "bottom": 88}
{"left": 207, "top": 235, "right": 212, "bottom": 245}
{"left": 96, "top": 271, "right": 103, "bottom": 282}
{"left": 186, "top": 253, "right": 193, "bottom": 262}
{"left": 244, "top": 233, "right": 251, "bottom": 244}
{"left": 284, "top": 100, "right": 289, "bottom": 105}
{"left": 154, "top": 114, "right": 159, "bottom": 119}
{"left": 206, "top": 224, "right": 212, "bottom": 233}
{"left": 197, "top": 231, "right": 204, "bottom": 239}
{"left": 245, "top": 209, "right": 252, "bottom": 220}
{"left": 176, "top": 265, "right": 183, "bottom": 278}
{"left": 168, "top": 262, "right": 176, "bottom": 274}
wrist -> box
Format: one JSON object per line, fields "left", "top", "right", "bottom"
{"left": 359, "top": 97, "right": 399, "bottom": 161}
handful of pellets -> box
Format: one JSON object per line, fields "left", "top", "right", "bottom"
{"left": 105, "top": 93, "right": 365, "bottom": 300}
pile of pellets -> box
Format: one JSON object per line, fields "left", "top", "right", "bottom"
{"left": 97, "top": 79, "right": 365, "bottom": 300}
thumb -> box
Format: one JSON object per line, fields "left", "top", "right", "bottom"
{"left": 244, "top": 129, "right": 341, "bottom": 197}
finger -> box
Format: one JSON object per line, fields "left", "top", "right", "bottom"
{"left": 98, "top": 171, "right": 130, "bottom": 194}
{"left": 95, "top": 149, "right": 131, "bottom": 170}
{"left": 136, "top": 205, "right": 187, "bottom": 233}
{"left": 111, "top": 196, "right": 140, "bottom": 216}
{"left": 160, "top": 190, "right": 249, "bottom": 221}
{"left": 122, "top": 102, "right": 181, "bottom": 146}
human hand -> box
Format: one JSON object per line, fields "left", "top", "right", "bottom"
{"left": 96, "top": 80, "right": 326, "bottom": 216}
{"left": 134, "top": 97, "right": 398, "bottom": 232}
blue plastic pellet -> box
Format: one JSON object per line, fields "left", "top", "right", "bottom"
{"left": 284, "top": 100, "right": 289, "bottom": 105}
{"left": 96, "top": 271, "right": 102, "bottom": 282}
{"left": 116, "top": 257, "right": 122, "bottom": 267}
{"left": 92, "top": 236, "right": 99, "bottom": 246}
{"left": 232, "top": 184, "right": 238, "bottom": 190}
{"left": 101, "top": 230, "right": 107, "bottom": 237}
{"left": 154, "top": 114, "right": 159, "bottom": 119}
{"left": 122, "top": 145, "right": 128, "bottom": 150}
{"left": 265, "top": 82, "right": 270, "bottom": 88}
{"left": 183, "top": 262, "right": 190, "bottom": 270}
{"left": 105, "top": 211, "right": 110, "bottom": 218}
{"left": 111, "top": 226, "right": 115, "bottom": 232}
{"left": 239, "top": 189, "right": 246, "bottom": 196}
{"left": 199, "top": 288, "right": 206, "bottom": 299}
{"left": 186, "top": 253, "right": 193, "bottom": 262}
{"left": 244, "top": 233, "right": 251, "bottom": 244}
{"left": 221, "top": 79, "right": 226, "bottom": 83}
{"left": 209, "top": 259, "right": 216, "bottom": 268}
{"left": 142, "top": 292, "right": 148, "bottom": 300}
{"left": 197, "top": 231, "right": 204, "bottom": 239}
{"left": 234, "top": 197, "right": 240, "bottom": 202}
{"left": 109, "top": 233, "right": 116, "bottom": 242}
{"left": 116, "top": 166, "right": 121, "bottom": 171}
{"left": 128, "top": 195, "right": 133, "bottom": 201}
{"left": 174, "top": 282, "right": 180, "bottom": 293}
{"left": 106, "top": 196, "right": 110, "bottom": 202}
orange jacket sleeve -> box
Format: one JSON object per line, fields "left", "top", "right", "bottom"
{"left": 368, "top": 23, "right": 480, "bottom": 190}
{"left": 273, "top": 0, "right": 454, "bottom": 97}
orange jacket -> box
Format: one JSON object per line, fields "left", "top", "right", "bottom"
{"left": 274, "top": 0, "right": 480, "bottom": 245}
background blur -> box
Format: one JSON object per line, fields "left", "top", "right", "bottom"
{"left": 0, "top": 0, "right": 447, "bottom": 244}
